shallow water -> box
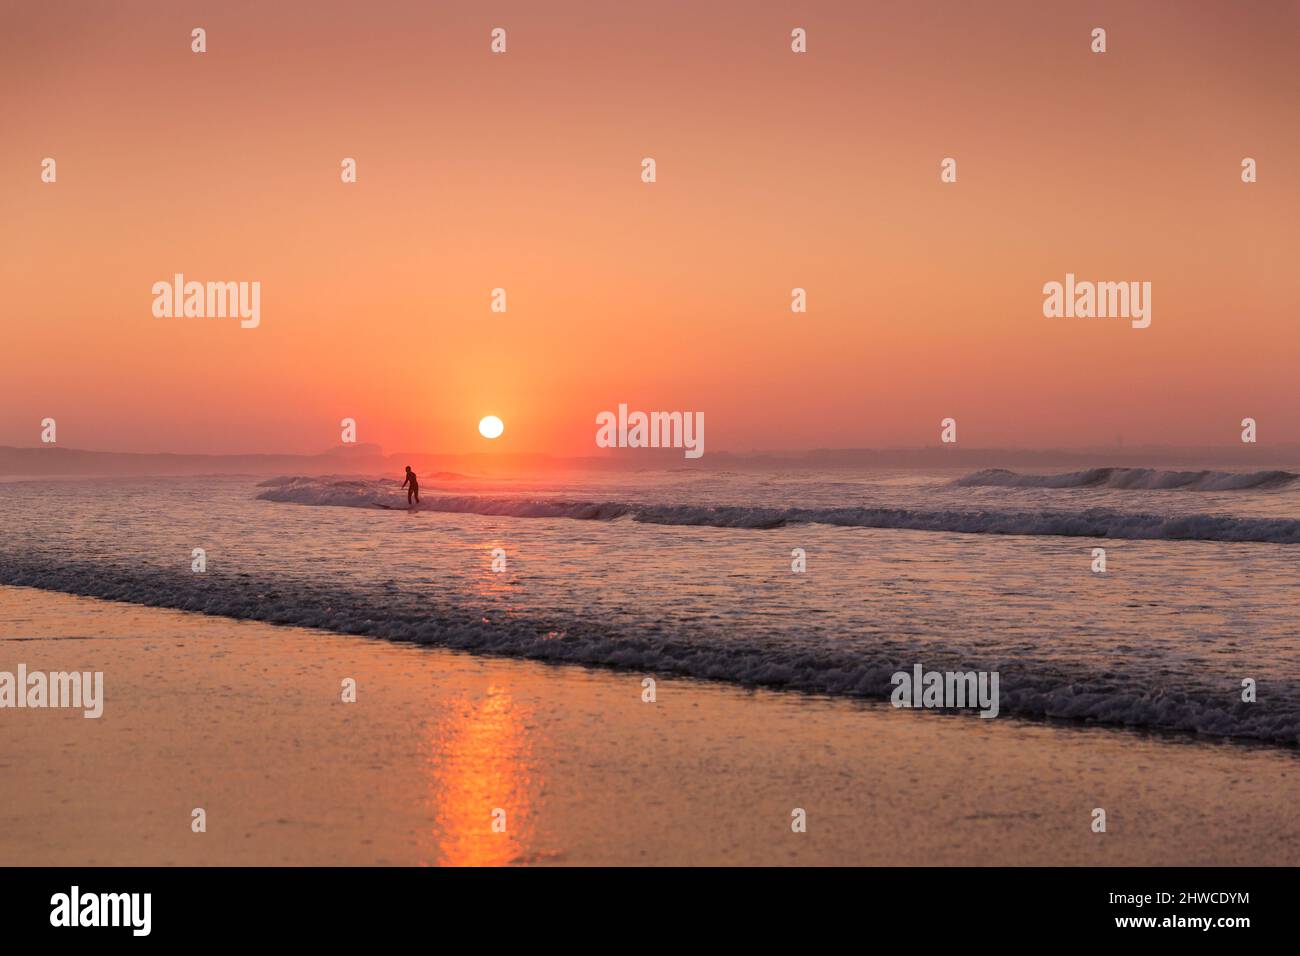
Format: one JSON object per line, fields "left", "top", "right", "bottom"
{"left": 5, "top": 587, "right": 1298, "bottom": 866}
{"left": 1, "top": 468, "right": 1297, "bottom": 745}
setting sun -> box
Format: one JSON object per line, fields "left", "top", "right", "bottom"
{"left": 478, "top": 416, "right": 504, "bottom": 440}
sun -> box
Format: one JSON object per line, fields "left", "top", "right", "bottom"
{"left": 478, "top": 415, "right": 504, "bottom": 440}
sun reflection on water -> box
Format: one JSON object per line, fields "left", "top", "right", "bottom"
{"left": 423, "top": 686, "right": 540, "bottom": 866}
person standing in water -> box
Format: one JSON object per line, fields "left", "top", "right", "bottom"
{"left": 401, "top": 465, "right": 419, "bottom": 506}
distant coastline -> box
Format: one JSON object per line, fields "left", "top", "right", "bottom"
{"left": 3, "top": 443, "right": 1300, "bottom": 478}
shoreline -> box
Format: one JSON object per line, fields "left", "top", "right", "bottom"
{"left": 3, "top": 555, "right": 1297, "bottom": 749}
{"left": 2, "top": 585, "right": 1298, "bottom": 866}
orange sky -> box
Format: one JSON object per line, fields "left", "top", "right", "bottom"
{"left": 3, "top": 0, "right": 1297, "bottom": 455}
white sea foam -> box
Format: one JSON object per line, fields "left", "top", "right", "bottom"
{"left": 256, "top": 476, "right": 1300, "bottom": 543}
{"left": 956, "top": 467, "right": 1297, "bottom": 492}
{"left": 0, "top": 553, "right": 1295, "bottom": 746}
{"left": 4, "top": 473, "right": 1297, "bottom": 750}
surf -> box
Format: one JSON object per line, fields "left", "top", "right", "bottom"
{"left": 955, "top": 467, "right": 1298, "bottom": 492}
{"left": 1, "top": 555, "right": 1296, "bottom": 748}
{"left": 256, "top": 476, "right": 1300, "bottom": 544}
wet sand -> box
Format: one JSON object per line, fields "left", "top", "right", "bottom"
{"left": 1, "top": 585, "right": 1297, "bottom": 866}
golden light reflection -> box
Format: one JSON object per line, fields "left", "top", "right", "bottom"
{"left": 472, "top": 539, "right": 516, "bottom": 602}
{"left": 424, "top": 686, "right": 539, "bottom": 866}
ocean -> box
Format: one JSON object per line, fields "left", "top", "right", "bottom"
{"left": 2, "top": 467, "right": 1297, "bottom": 746}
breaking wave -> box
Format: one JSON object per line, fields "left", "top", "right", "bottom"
{"left": 1, "top": 553, "right": 1295, "bottom": 747}
{"left": 956, "top": 467, "right": 1298, "bottom": 492}
{"left": 256, "top": 476, "right": 1300, "bottom": 544}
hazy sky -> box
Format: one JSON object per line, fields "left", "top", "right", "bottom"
{"left": 3, "top": 0, "right": 1297, "bottom": 455}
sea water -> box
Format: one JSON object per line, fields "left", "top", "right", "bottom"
{"left": 1, "top": 467, "right": 1297, "bottom": 745}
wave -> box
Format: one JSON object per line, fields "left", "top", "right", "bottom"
{"left": 1, "top": 553, "right": 1295, "bottom": 747}
{"left": 256, "top": 476, "right": 1300, "bottom": 543}
{"left": 956, "top": 467, "right": 1298, "bottom": 492}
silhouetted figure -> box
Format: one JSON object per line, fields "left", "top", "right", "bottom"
{"left": 401, "top": 465, "right": 419, "bottom": 506}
